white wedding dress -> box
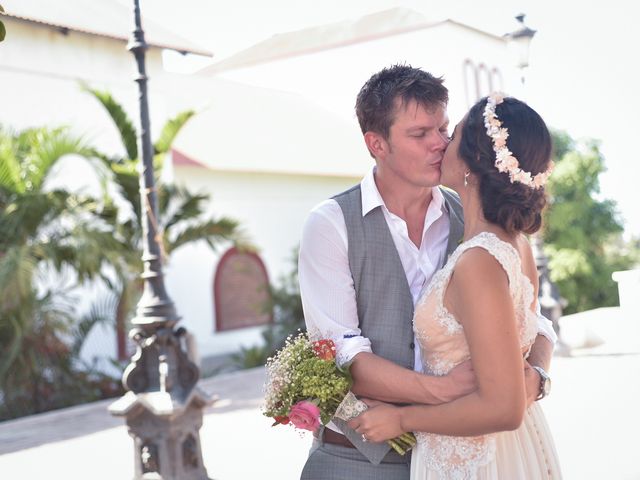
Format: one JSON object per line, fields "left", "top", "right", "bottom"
{"left": 410, "top": 232, "right": 562, "bottom": 480}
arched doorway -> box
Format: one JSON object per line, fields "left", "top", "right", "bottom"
{"left": 213, "top": 248, "right": 272, "bottom": 331}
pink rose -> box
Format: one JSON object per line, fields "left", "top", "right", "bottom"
{"left": 288, "top": 401, "right": 321, "bottom": 432}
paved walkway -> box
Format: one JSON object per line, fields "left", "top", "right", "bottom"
{"left": 1, "top": 323, "right": 639, "bottom": 479}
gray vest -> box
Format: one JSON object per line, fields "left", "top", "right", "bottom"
{"left": 330, "top": 184, "right": 464, "bottom": 465}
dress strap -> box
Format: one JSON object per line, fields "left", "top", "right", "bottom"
{"left": 454, "top": 232, "right": 521, "bottom": 291}
{"left": 433, "top": 232, "right": 524, "bottom": 324}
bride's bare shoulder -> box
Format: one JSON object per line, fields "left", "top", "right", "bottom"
{"left": 446, "top": 247, "right": 513, "bottom": 320}
{"left": 450, "top": 246, "right": 511, "bottom": 289}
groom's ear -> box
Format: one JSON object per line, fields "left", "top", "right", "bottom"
{"left": 364, "top": 131, "right": 388, "bottom": 159}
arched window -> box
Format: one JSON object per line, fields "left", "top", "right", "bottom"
{"left": 213, "top": 248, "right": 272, "bottom": 331}
{"left": 462, "top": 59, "right": 504, "bottom": 107}
{"left": 490, "top": 68, "right": 504, "bottom": 93}
{"left": 463, "top": 59, "right": 477, "bottom": 108}
{"left": 476, "top": 63, "right": 492, "bottom": 98}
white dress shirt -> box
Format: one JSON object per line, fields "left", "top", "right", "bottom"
{"left": 299, "top": 168, "right": 557, "bottom": 373}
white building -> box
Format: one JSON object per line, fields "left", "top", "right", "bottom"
{"left": 197, "top": 7, "right": 526, "bottom": 128}
{"left": 0, "top": 3, "right": 529, "bottom": 370}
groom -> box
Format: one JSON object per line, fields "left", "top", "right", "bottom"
{"left": 298, "top": 65, "right": 556, "bottom": 480}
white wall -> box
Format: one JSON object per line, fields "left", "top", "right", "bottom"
{"left": 165, "top": 167, "right": 362, "bottom": 357}
{"left": 612, "top": 269, "right": 640, "bottom": 313}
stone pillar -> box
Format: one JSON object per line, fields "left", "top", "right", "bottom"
{"left": 109, "top": 327, "right": 214, "bottom": 480}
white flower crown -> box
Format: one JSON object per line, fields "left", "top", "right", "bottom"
{"left": 483, "top": 92, "right": 553, "bottom": 189}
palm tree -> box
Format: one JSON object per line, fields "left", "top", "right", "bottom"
{"left": 82, "top": 86, "right": 240, "bottom": 358}
{"left": 0, "top": 126, "right": 123, "bottom": 418}
{"left": 0, "top": 4, "right": 6, "bottom": 43}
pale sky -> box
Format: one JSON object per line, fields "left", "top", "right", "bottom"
{"left": 135, "top": 0, "right": 639, "bottom": 238}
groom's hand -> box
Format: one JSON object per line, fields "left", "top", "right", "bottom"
{"left": 524, "top": 334, "right": 554, "bottom": 406}
{"left": 432, "top": 360, "right": 477, "bottom": 404}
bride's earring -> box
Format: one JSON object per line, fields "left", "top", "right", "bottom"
{"left": 464, "top": 171, "right": 470, "bottom": 187}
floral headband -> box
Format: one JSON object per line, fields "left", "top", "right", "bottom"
{"left": 483, "top": 92, "right": 553, "bottom": 189}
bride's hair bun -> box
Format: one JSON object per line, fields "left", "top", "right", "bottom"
{"left": 459, "top": 97, "right": 552, "bottom": 234}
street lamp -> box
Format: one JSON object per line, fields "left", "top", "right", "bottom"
{"left": 505, "top": 14, "right": 537, "bottom": 86}
{"left": 108, "top": 1, "right": 213, "bottom": 479}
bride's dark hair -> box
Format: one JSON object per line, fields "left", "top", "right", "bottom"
{"left": 458, "top": 97, "right": 552, "bottom": 234}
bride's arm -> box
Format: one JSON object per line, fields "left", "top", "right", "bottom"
{"left": 348, "top": 248, "right": 527, "bottom": 440}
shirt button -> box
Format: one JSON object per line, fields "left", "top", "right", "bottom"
{"left": 409, "top": 342, "right": 415, "bottom": 350}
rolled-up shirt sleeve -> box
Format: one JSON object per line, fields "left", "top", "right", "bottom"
{"left": 298, "top": 200, "right": 372, "bottom": 367}
{"left": 535, "top": 301, "right": 558, "bottom": 345}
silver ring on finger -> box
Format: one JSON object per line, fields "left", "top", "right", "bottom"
{"left": 362, "top": 433, "right": 368, "bottom": 442}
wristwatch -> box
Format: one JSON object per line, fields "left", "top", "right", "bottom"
{"left": 532, "top": 366, "right": 551, "bottom": 401}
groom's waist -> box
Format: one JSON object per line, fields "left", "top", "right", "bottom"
{"left": 317, "top": 428, "right": 357, "bottom": 449}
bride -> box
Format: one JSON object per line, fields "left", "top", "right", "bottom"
{"left": 348, "top": 93, "right": 562, "bottom": 479}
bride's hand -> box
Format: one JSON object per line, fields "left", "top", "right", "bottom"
{"left": 347, "top": 402, "right": 405, "bottom": 443}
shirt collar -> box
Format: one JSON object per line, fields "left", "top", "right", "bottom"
{"left": 360, "top": 167, "right": 385, "bottom": 217}
{"left": 360, "top": 167, "right": 447, "bottom": 217}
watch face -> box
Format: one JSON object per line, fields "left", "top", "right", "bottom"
{"left": 534, "top": 367, "right": 551, "bottom": 399}
{"left": 543, "top": 378, "right": 551, "bottom": 395}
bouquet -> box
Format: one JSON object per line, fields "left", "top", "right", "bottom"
{"left": 263, "top": 332, "right": 416, "bottom": 455}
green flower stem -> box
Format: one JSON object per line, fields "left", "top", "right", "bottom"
{"left": 400, "top": 432, "right": 417, "bottom": 445}
{"left": 396, "top": 438, "right": 413, "bottom": 450}
{"left": 395, "top": 440, "right": 412, "bottom": 452}
{"left": 385, "top": 432, "right": 417, "bottom": 456}
{"left": 387, "top": 439, "right": 406, "bottom": 456}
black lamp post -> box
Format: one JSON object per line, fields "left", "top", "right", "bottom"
{"left": 108, "top": 2, "right": 213, "bottom": 479}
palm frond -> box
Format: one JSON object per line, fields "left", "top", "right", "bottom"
{"left": 110, "top": 162, "right": 142, "bottom": 224}
{"left": 81, "top": 84, "right": 138, "bottom": 161}
{"left": 160, "top": 185, "right": 209, "bottom": 231}
{"left": 166, "top": 217, "right": 240, "bottom": 254}
{"left": 152, "top": 110, "right": 195, "bottom": 177}
{"left": 0, "top": 315, "right": 28, "bottom": 383}
{"left": 0, "top": 6, "right": 5, "bottom": 43}
{"left": 21, "top": 127, "right": 94, "bottom": 191}
{"left": 70, "top": 292, "right": 119, "bottom": 357}
{"left": 0, "top": 245, "right": 37, "bottom": 311}
{"left": 154, "top": 110, "right": 195, "bottom": 155}
{"left": 0, "top": 190, "right": 73, "bottom": 247}
{"left": 0, "top": 131, "right": 22, "bottom": 193}
{"left": 43, "top": 226, "right": 126, "bottom": 283}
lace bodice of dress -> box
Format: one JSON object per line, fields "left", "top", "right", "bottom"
{"left": 412, "top": 232, "right": 539, "bottom": 479}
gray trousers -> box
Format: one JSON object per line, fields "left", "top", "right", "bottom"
{"left": 300, "top": 438, "right": 410, "bottom": 480}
